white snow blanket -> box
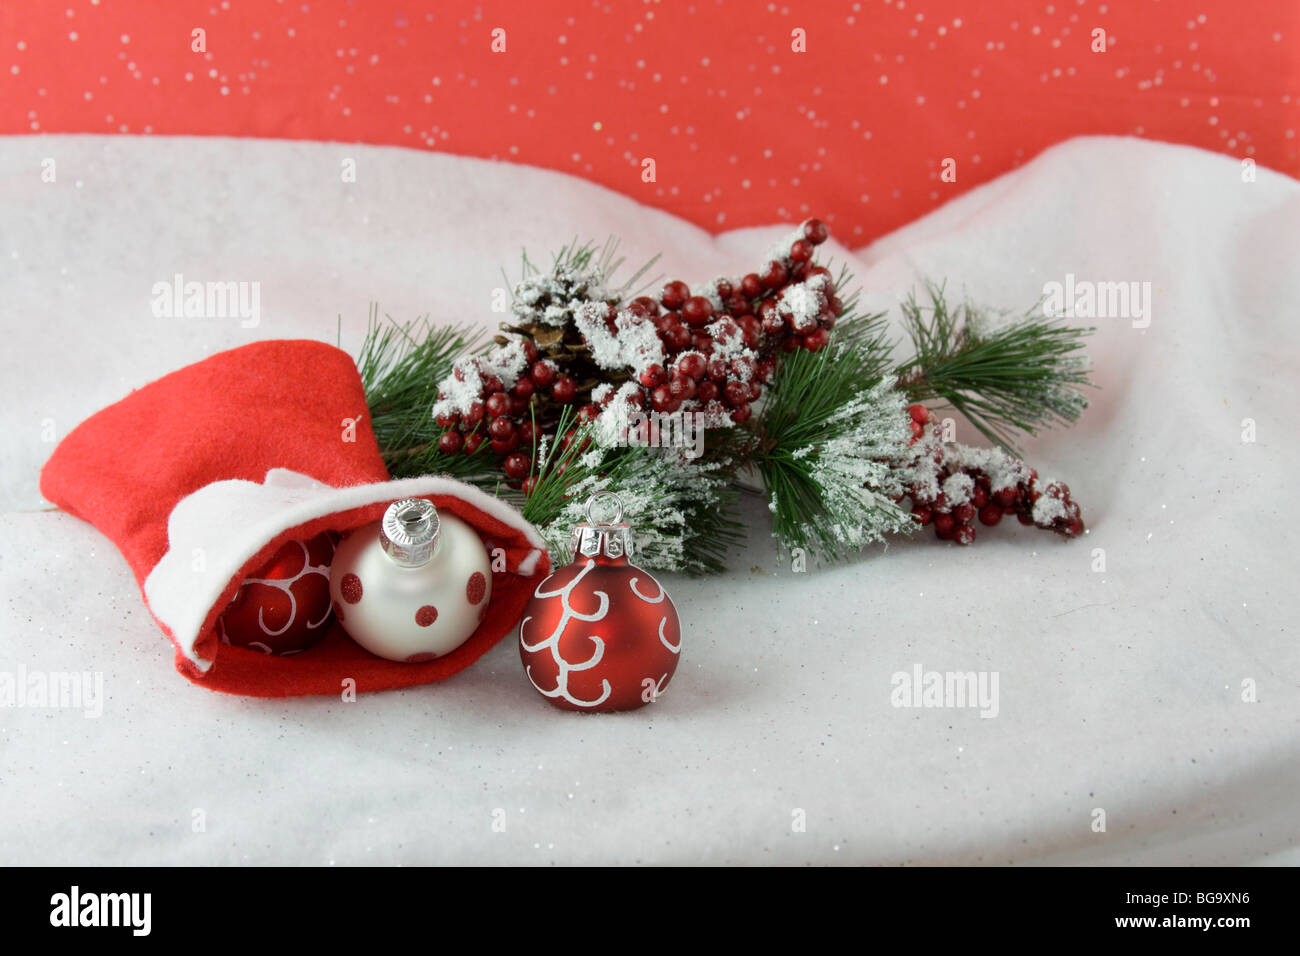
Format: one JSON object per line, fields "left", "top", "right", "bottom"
{"left": 1, "top": 134, "right": 1296, "bottom": 865}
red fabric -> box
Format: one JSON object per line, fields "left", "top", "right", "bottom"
{"left": 2, "top": 1, "right": 1296, "bottom": 241}
{"left": 41, "top": 340, "right": 388, "bottom": 580}
{"left": 39, "top": 339, "right": 548, "bottom": 697}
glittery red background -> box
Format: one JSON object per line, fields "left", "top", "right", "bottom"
{"left": 3, "top": 0, "right": 1296, "bottom": 241}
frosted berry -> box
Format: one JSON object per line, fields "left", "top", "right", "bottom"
{"left": 503, "top": 453, "right": 531, "bottom": 480}
{"left": 531, "top": 361, "right": 557, "bottom": 388}
{"left": 639, "top": 364, "right": 666, "bottom": 388}
{"left": 723, "top": 381, "right": 749, "bottom": 407}
{"left": 803, "top": 218, "right": 830, "bottom": 245}
{"left": 664, "top": 325, "right": 692, "bottom": 352}
{"left": 676, "top": 353, "right": 707, "bottom": 380}
{"left": 803, "top": 328, "right": 830, "bottom": 351}
{"left": 650, "top": 385, "right": 677, "bottom": 413}
{"left": 551, "top": 375, "right": 576, "bottom": 403}
{"left": 760, "top": 260, "right": 789, "bottom": 290}
{"left": 630, "top": 295, "right": 660, "bottom": 317}
{"left": 681, "top": 296, "right": 715, "bottom": 327}
{"left": 661, "top": 280, "right": 690, "bottom": 310}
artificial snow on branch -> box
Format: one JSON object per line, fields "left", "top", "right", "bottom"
{"left": 353, "top": 220, "right": 1095, "bottom": 574}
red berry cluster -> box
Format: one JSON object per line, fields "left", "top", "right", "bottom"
{"left": 433, "top": 339, "right": 572, "bottom": 493}
{"left": 433, "top": 218, "right": 842, "bottom": 488}
{"left": 903, "top": 404, "right": 1085, "bottom": 545}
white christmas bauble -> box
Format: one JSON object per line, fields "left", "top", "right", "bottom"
{"left": 329, "top": 498, "right": 493, "bottom": 662}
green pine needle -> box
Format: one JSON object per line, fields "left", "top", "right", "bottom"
{"left": 517, "top": 412, "right": 745, "bottom": 575}
{"left": 814, "top": 263, "right": 895, "bottom": 382}
{"left": 757, "top": 339, "right": 915, "bottom": 563}
{"left": 893, "top": 282, "right": 1094, "bottom": 454}
{"left": 355, "top": 304, "right": 490, "bottom": 478}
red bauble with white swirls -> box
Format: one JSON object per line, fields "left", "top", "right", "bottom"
{"left": 219, "top": 532, "right": 336, "bottom": 656}
{"left": 519, "top": 548, "right": 681, "bottom": 712}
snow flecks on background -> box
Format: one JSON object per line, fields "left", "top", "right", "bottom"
{"left": 1, "top": 2, "right": 1294, "bottom": 240}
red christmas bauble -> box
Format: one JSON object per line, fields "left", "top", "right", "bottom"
{"left": 520, "top": 495, "right": 681, "bottom": 712}
{"left": 219, "top": 532, "right": 336, "bottom": 656}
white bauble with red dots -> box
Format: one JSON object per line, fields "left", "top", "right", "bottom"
{"left": 329, "top": 498, "right": 493, "bottom": 663}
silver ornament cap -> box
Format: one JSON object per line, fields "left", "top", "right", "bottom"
{"left": 569, "top": 491, "right": 633, "bottom": 561}
{"left": 379, "top": 497, "right": 440, "bottom": 567}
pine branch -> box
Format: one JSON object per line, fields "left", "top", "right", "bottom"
{"left": 812, "top": 262, "right": 895, "bottom": 382}
{"left": 756, "top": 341, "right": 915, "bottom": 563}
{"left": 758, "top": 307, "right": 894, "bottom": 455}
{"left": 517, "top": 406, "right": 588, "bottom": 526}
{"left": 355, "top": 305, "right": 489, "bottom": 476}
{"left": 383, "top": 439, "right": 503, "bottom": 486}
{"left": 351, "top": 232, "right": 1095, "bottom": 576}
{"left": 517, "top": 412, "right": 745, "bottom": 575}
{"left": 893, "top": 282, "right": 1093, "bottom": 454}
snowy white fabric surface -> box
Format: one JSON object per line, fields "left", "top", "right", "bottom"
{"left": 1, "top": 134, "right": 1297, "bottom": 865}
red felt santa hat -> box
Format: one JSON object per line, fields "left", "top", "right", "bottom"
{"left": 39, "top": 339, "right": 550, "bottom": 698}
